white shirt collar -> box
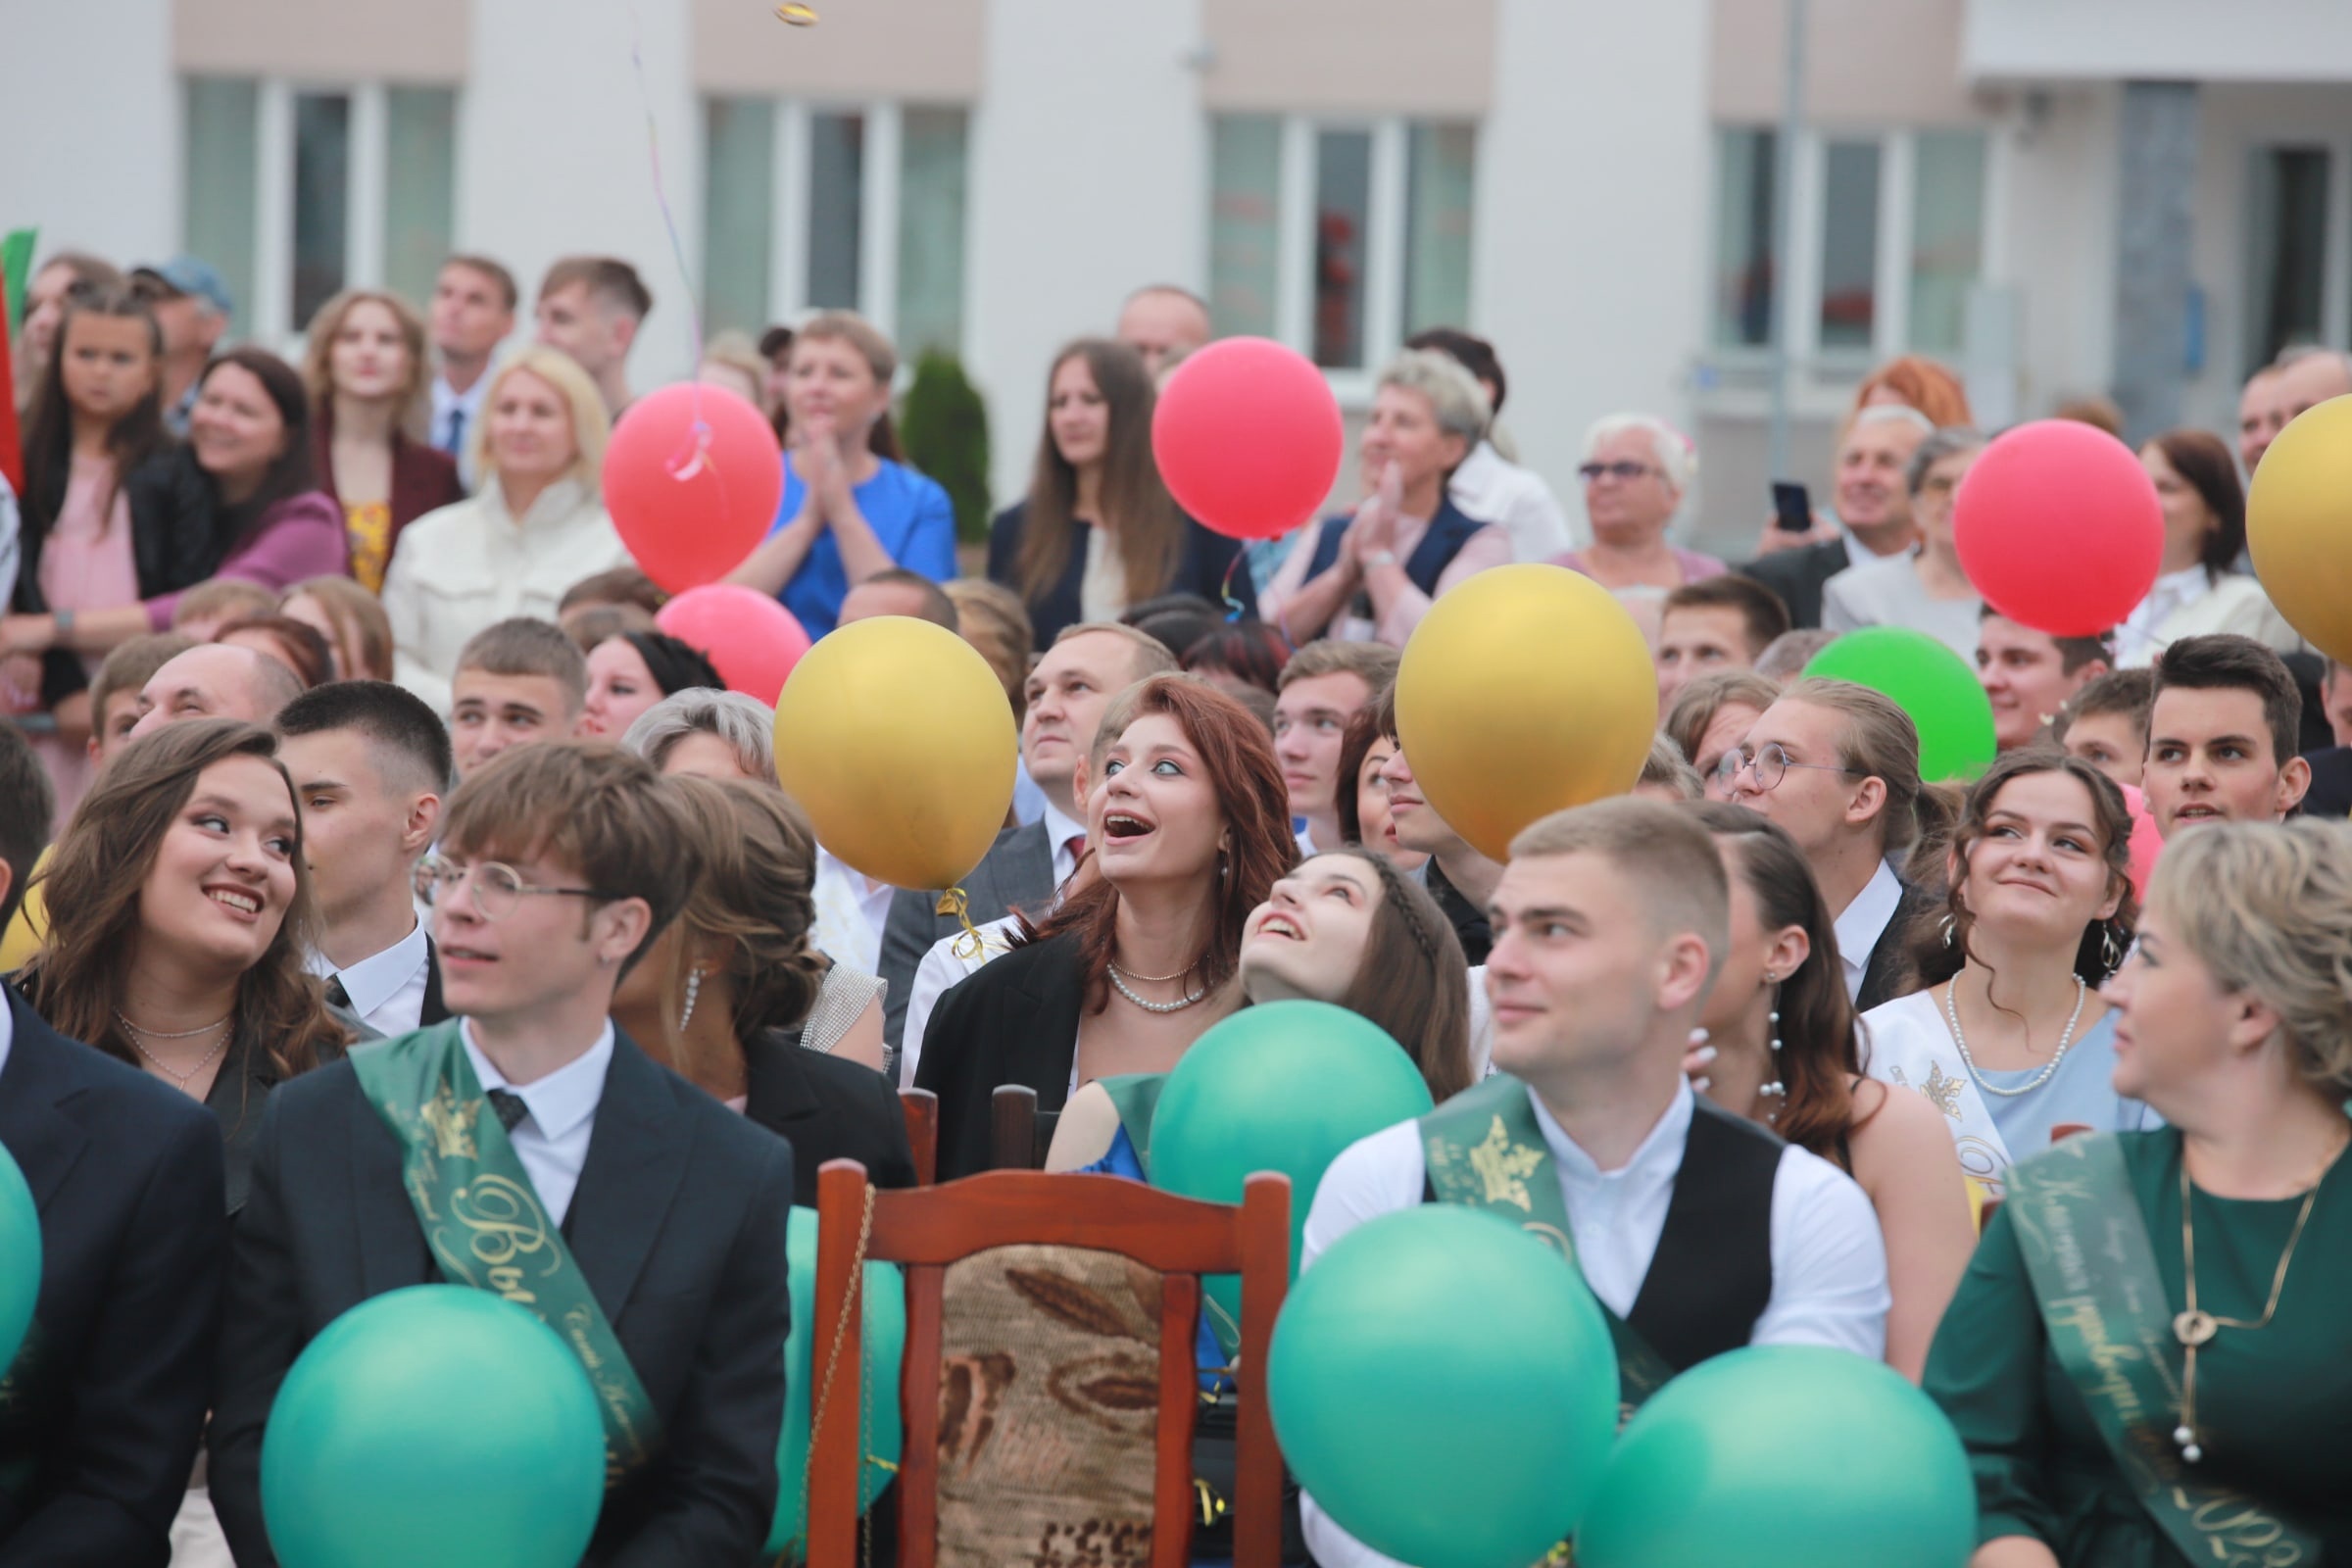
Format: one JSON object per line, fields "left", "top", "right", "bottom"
{"left": 460, "top": 1018, "right": 614, "bottom": 1143}
{"left": 308, "top": 917, "right": 429, "bottom": 1021}
{"left": 1833, "top": 860, "right": 1906, "bottom": 991}
{"left": 1041, "top": 798, "right": 1087, "bottom": 889}
{"left": 1525, "top": 1075, "right": 1695, "bottom": 1182}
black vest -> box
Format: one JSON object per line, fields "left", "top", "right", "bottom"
{"left": 1301, "top": 497, "right": 1487, "bottom": 595}
{"left": 1424, "top": 1095, "right": 1783, "bottom": 1374}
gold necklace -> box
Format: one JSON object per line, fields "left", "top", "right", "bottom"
{"left": 2171, "top": 1130, "right": 2345, "bottom": 1462}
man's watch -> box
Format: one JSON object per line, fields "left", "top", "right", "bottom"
{"left": 1362, "top": 549, "right": 1399, "bottom": 570}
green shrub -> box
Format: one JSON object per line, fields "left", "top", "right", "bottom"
{"left": 899, "top": 350, "right": 992, "bottom": 544}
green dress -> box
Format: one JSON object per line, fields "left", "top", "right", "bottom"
{"left": 1923, "top": 1128, "right": 2352, "bottom": 1564}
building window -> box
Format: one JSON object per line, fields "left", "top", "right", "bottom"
{"left": 703, "top": 98, "right": 776, "bottom": 342}
{"left": 1909, "top": 130, "right": 1985, "bottom": 356}
{"left": 895, "top": 107, "right": 969, "bottom": 359}
{"left": 1817, "top": 140, "right": 1881, "bottom": 352}
{"left": 180, "top": 76, "right": 458, "bottom": 343}
{"left": 1207, "top": 113, "right": 1480, "bottom": 378}
{"left": 2245, "top": 146, "right": 2330, "bottom": 375}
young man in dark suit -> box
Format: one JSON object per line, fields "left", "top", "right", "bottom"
{"left": 209, "top": 742, "right": 794, "bottom": 1566}
{"left": 0, "top": 724, "right": 230, "bottom": 1565}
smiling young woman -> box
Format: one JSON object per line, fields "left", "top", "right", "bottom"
{"left": 300, "top": 289, "right": 463, "bottom": 593}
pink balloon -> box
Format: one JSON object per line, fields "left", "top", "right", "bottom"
{"left": 1151, "top": 337, "right": 1345, "bottom": 540}
{"left": 604, "top": 383, "right": 784, "bottom": 592}
{"left": 1953, "top": 420, "right": 2164, "bottom": 637}
{"left": 655, "top": 584, "right": 811, "bottom": 705}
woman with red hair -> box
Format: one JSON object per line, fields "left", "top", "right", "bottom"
{"left": 916, "top": 673, "right": 1297, "bottom": 1178}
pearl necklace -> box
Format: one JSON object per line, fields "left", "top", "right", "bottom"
{"left": 1107, "top": 959, "right": 1206, "bottom": 1014}
{"left": 1941, "top": 976, "right": 2086, "bottom": 1097}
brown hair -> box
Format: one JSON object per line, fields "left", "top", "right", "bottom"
{"left": 1309, "top": 846, "right": 1474, "bottom": 1101}
{"left": 1689, "top": 802, "right": 1868, "bottom": 1159}
{"left": 1279, "top": 638, "right": 1401, "bottom": 695}
{"left": 442, "top": 254, "right": 518, "bottom": 311}
{"left": 538, "top": 256, "right": 652, "bottom": 320}
{"left": 89, "top": 633, "right": 196, "bottom": 729}
{"left": 1904, "top": 748, "right": 2137, "bottom": 991}
{"left": 301, "top": 288, "right": 433, "bottom": 435}
{"left": 1638, "top": 734, "right": 1705, "bottom": 801}
{"left": 1663, "top": 670, "right": 1782, "bottom": 768}
{"left": 662, "top": 776, "right": 828, "bottom": 1045}
{"left": 1661, "top": 575, "right": 1791, "bottom": 660}
{"left": 438, "top": 741, "right": 701, "bottom": 974}
{"left": 1333, "top": 692, "right": 1395, "bottom": 846}
{"left": 1015, "top": 339, "right": 1185, "bottom": 611}
{"left": 2051, "top": 667, "right": 2154, "bottom": 749}
{"left": 1509, "top": 798, "right": 1732, "bottom": 990}
{"left": 2144, "top": 428, "right": 2247, "bottom": 581}
{"left": 455, "top": 617, "right": 590, "bottom": 711}
{"left": 1846, "top": 355, "right": 1975, "bottom": 428}
{"left": 169, "top": 577, "right": 278, "bottom": 633}
{"left": 792, "top": 311, "right": 904, "bottom": 462}
{"left": 282, "top": 575, "right": 394, "bottom": 682}
{"left": 19, "top": 719, "right": 345, "bottom": 1080}
{"left": 2150, "top": 633, "right": 2302, "bottom": 766}
{"left": 944, "top": 578, "right": 1036, "bottom": 724}
{"left": 21, "top": 281, "right": 166, "bottom": 543}
{"left": 217, "top": 615, "right": 334, "bottom": 690}
{"left": 1024, "top": 675, "right": 1298, "bottom": 1009}
{"left": 559, "top": 564, "right": 667, "bottom": 616}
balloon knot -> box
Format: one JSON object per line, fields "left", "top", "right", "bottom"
{"left": 936, "top": 888, "right": 985, "bottom": 958}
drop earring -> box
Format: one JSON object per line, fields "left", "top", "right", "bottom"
{"left": 678, "top": 966, "right": 705, "bottom": 1033}
{"left": 1757, "top": 978, "right": 1788, "bottom": 1124}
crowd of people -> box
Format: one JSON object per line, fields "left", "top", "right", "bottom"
{"left": 4, "top": 237, "right": 2352, "bottom": 1568}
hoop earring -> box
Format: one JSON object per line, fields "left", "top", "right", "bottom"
{"left": 678, "top": 966, "right": 705, "bottom": 1033}
{"left": 2099, "top": 922, "right": 2125, "bottom": 973}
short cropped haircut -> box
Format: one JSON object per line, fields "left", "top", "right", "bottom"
{"left": 90, "top": 633, "right": 195, "bottom": 725}
{"left": 1279, "top": 639, "right": 1401, "bottom": 695}
{"left": 0, "top": 723, "right": 54, "bottom": 929}
{"left": 855, "top": 567, "right": 957, "bottom": 630}
{"left": 275, "top": 679, "right": 455, "bottom": 795}
{"left": 1979, "top": 603, "right": 2113, "bottom": 675}
{"left": 438, "top": 741, "right": 699, "bottom": 971}
{"left": 1638, "top": 734, "right": 1705, "bottom": 801}
{"left": 1509, "top": 797, "right": 1731, "bottom": 989}
{"left": 1054, "top": 620, "right": 1181, "bottom": 686}
{"left": 456, "top": 617, "right": 590, "bottom": 713}
{"left": 539, "top": 256, "right": 652, "bottom": 321}
{"left": 620, "top": 688, "right": 777, "bottom": 779}
{"left": 170, "top": 577, "right": 277, "bottom": 632}
{"left": 2150, "top": 633, "right": 2302, "bottom": 765}
{"left": 560, "top": 564, "right": 667, "bottom": 616}
{"left": 2052, "top": 668, "right": 2155, "bottom": 749}
{"left": 1661, "top": 575, "right": 1790, "bottom": 660}
{"left": 442, "top": 254, "right": 518, "bottom": 312}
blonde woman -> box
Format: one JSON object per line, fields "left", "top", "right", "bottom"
{"left": 379, "top": 345, "right": 628, "bottom": 712}
{"left": 301, "top": 289, "right": 463, "bottom": 593}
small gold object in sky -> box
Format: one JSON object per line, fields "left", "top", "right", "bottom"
{"left": 776, "top": 3, "right": 818, "bottom": 24}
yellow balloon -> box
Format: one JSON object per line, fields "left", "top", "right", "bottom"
{"left": 1394, "top": 564, "right": 1656, "bottom": 863}
{"left": 0, "top": 848, "right": 51, "bottom": 970}
{"left": 772, "top": 615, "right": 1017, "bottom": 890}
{"left": 2249, "top": 393, "right": 2352, "bottom": 664}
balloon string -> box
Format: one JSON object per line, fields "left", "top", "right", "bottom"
{"left": 625, "top": 7, "right": 714, "bottom": 485}
{"left": 1219, "top": 554, "right": 1245, "bottom": 624}
{"left": 935, "top": 888, "right": 985, "bottom": 958}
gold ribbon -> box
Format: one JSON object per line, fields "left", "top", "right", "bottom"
{"left": 934, "top": 886, "right": 987, "bottom": 959}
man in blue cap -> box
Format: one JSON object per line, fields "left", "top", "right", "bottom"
{"left": 130, "top": 255, "right": 235, "bottom": 435}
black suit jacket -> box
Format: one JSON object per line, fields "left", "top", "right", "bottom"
{"left": 912, "top": 932, "right": 1087, "bottom": 1181}
{"left": 418, "top": 938, "right": 451, "bottom": 1027}
{"left": 2300, "top": 747, "right": 2352, "bottom": 820}
{"left": 0, "top": 994, "right": 227, "bottom": 1568}
{"left": 742, "top": 1029, "right": 918, "bottom": 1199}
{"left": 878, "top": 819, "right": 1057, "bottom": 1053}
{"left": 1856, "top": 878, "right": 1940, "bottom": 1013}
{"left": 208, "top": 1032, "right": 794, "bottom": 1568}
{"left": 1737, "top": 538, "right": 1849, "bottom": 630}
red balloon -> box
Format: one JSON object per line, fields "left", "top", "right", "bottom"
{"left": 1151, "top": 337, "right": 1345, "bottom": 540}
{"left": 604, "top": 383, "right": 784, "bottom": 592}
{"left": 655, "top": 584, "right": 811, "bottom": 705}
{"left": 1952, "top": 419, "right": 2163, "bottom": 637}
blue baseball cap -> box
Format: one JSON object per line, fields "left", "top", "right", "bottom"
{"left": 131, "top": 254, "right": 235, "bottom": 318}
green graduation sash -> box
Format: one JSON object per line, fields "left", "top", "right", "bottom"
{"left": 1419, "top": 1074, "right": 1675, "bottom": 1417}
{"left": 349, "top": 1023, "right": 661, "bottom": 1490}
{"left": 2006, "top": 1135, "right": 2321, "bottom": 1567}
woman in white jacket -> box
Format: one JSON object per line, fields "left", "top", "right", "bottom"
{"left": 2119, "top": 428, "right": 2300, "bottom": 668}
{"left": 380, "top": 345, "right": 630, "bottom": 711}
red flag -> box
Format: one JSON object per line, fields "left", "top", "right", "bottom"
{"left": 0, "top": 258, "right": 21, "bottom": 494}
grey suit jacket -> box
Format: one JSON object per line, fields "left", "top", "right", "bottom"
{"left": 877, "top": 819, "right": 1055, "bottom": 1053}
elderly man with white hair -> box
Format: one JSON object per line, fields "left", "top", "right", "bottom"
{"left": 1550, "top": 413, "right": 1724, "bottom": 643}
{"left": 1738, "top": 404, "right": 1936, "bottom": 628}
{"left": 1257, "top": 349, "right": 1509, "bottom": 649}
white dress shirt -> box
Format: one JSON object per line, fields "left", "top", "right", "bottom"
{"left": 430, "top": 371, "right": 494, "bottom": 491}
{"left": 1833, "top": 859, "right": 1905, "bottom": 1004}
{"left": 812, "top": 849, "right": 901, "bottom": 974}
{"left": 460, "top": 1020, "right": 613, "bottom": 1228}
{"left": 1298, "top": 1078, "right": 1889, "bottom": 1568}
{"left": 308, "top": 919, "right": 431, "bottom": 1039}
{"left": 1446, "top": 441, "right": 1574, "bottom": 562}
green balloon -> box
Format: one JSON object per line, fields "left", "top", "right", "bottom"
{"left": 262, "top": 1286, "right": 605, "bottom": 1568}
{"left": 1267, "top": 1206, "right": 1617, "bottom": 1568}
{"left": 1149, "top": 1001, "right": 1435, "bottom": 1348}
{"left": 766, "top": 1206, "right": 906, "bottom": 1556}
{"left": 0, "top": 1144, "right": 36, "bottom": 1374}
{"left": 1804, "top": 626, "right": 1997, "bottom": 782}
{"left": 1577, "top": 1346, "right": 1975, "bottom": 1568}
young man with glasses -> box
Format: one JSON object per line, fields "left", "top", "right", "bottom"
{"left": 210, "top": 742, "right": 794, "bottom": 1566}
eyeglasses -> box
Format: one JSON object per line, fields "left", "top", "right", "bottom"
{"left": 1712, "top": 743, "right": 1864, "bottom": 794}
{"left": 416, "top": 854, "right": 617, "bottom": 922}
{"left": 1577, "top": 461, "right": 1656, "bottom": 484}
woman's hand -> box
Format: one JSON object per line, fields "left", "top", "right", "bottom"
{"left": 798, "top": 416, "right": 860, "bottom": 525}
{"left": 1347, "top": 461, "right": 1405, "bottom": 560}
{"left": 2, "top": 652, "right": 44, "bottom": 715}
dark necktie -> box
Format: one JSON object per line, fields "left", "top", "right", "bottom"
{"left": 442, "top": 404, "right": 466, "bottom": 455}
{"left": 486, "top": 1088, "right": 530, "bottom": 1133}
{"left": 324, "top": 975, "right": 352, "bottom": 1010}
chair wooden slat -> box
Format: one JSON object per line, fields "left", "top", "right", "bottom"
{"left": 899, "top": 1087, "right": 939, "bottom": 1187}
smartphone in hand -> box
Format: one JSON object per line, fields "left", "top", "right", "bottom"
{"left": 1770, "top": 481, "right": 1814, "bottom": 534}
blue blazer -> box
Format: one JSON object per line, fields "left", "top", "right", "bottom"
{"left": 987, "top": 500, "right": 1258, "bottom": 650}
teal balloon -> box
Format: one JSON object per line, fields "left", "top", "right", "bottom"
{"left": 1804, "top": 626, "right": 1997, "bottom": 782}
{"left": 261, "top": 1286, "right": 605, "bottom": 1568}
{"left": 766, "top": 1206, "right": 906, "bottom": 1556}
{"left": 1267, "top": 1206, "right": 1617, "bottom": 1568}
{"left": 1577, "top": 1346, "right": 1974, "bottom": 1568}
{"left": 1149, "top": 1000, "right": 1435, "bottom": 1350}
{"left": 0, "top": 1144, "right": 37, "bottom": 1374}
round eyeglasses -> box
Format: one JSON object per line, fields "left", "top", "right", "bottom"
{"left": 415, "top": 854, "right": 617, "bottom": 922}
{"left": 1712, "top": 742, "right": 1864, "bottom": 794}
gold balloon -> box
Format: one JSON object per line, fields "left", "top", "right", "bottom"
{"left": 1394, "top": 564, "right": 1657, "bottom": 863}
{"left": 2248, "top": 393, "right": 2352, "bottom": 665}
{"left": 772, "top": 616, "right": 1016, "bottom": 891}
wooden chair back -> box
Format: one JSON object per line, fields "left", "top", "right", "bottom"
{"left": 989, "top": 1082, "right": 1058, "bottom": 1170}
{"left": 807, "top": 1160, "right": 1292, "bottom": 1568}
{"left": 899, "top": 1088, "right": 939, "bottom": 1186}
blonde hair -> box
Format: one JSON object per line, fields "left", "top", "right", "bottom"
{"left": 470, "top": 345, "right": 612, "bottom": 498}
{"left": 1509, "top": 797, "right": 1729, "bottom": 989}
{"left": 2147, "top": 820, "right": 2352, "bottom": 1096}
{"left": 282, "top": 575, "right": 393, "bottom": 682}
{"left": 300, "top": 289, "right": 432, "bottom": 436}
{"left": 1378, "top": 349, "right": 1491, "bottom": 445}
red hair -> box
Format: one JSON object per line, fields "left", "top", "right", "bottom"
{"left": 1847, "top": 355, "right": 1974, "bottom": 429}
{"left": 1023, "top": 674, "right": 1297, "bottom": 1011}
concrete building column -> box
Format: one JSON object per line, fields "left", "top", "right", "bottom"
{"left": 2110, "top": 79, "right": 2198, "bottom": 442}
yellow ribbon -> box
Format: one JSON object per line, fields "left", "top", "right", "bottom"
{"left": 934, "top": 887, "right": 986, "bottom": 959}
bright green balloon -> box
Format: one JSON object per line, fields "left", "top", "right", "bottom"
{"left": 1804, "top": 626, "right": 1997, "bottom": 782}
{"left": 766, "top": 1206, "right": 906, "bottom": 1556}
{"left": 1577, "top": 1346, "right": 1974, "bottom": 1568}
{"left": 0, "top": 1144, "right": 37, "bottom": 1374}
{"left": 1268, "top": 1206, "right": 1617, "bottom": 1568}
{"left": 262, "top": 1286, "right": 605, "bottom": 1568}
{"left": 1149, "top": 1000, "right": 1435, "bottom": 1348}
